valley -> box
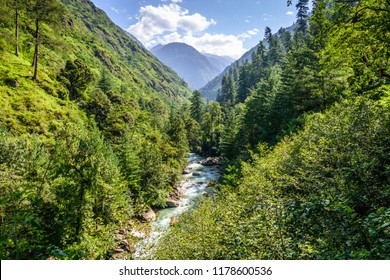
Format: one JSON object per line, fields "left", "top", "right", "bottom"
{"left": 0, "top": 0, "right": 389, "bottom": 261}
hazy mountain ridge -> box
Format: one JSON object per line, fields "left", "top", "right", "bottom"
{"left": 151, "top": 42, "right": 234, "bottom": 90}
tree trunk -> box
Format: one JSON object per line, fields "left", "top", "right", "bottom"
{"left": 32, "top": 18, "right": 39, "bottom": 80}
{"left": 15, "top": 4, "right": 19, "bottom": 56}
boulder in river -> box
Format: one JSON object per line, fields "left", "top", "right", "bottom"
{"left": 142, "top": 209, "right": 156, "bottom": 222}
{"left": 183, "top": 169, "right": 191, "bottom": 175}
{"left": 166, "top": 199, "right": 180, "bottom": 208}
{"left": 192, "top": 172, "right": 201, "bottom": 176}
{"left": 200, "top": 157, "right": 221, "bottom": 166}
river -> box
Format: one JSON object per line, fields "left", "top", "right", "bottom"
{"left": 133, "top": 153, "right": 220, "bottom": 259}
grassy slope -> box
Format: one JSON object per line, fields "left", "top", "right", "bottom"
{"left": 0, "top": 0, "right": 190, "bottom": 135}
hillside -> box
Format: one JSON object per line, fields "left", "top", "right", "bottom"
{"left": 200, "top": 25, "right": 295, "bottom": 100}
{"left": 151, "top": 42, "right": 232, "bottom": 90}
{"left": 0, "top": 0, "right": 192, "bottom": 260}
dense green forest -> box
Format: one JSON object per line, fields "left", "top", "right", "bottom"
{"left": 154, "top": 0, "right": 390, "bottom": 259}
{"left": 0, "top": 0, "right": 389, "bottom": 260}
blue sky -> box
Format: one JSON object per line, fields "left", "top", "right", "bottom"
{"left": 91, "top": 0, "right": 305, "bottom": 58}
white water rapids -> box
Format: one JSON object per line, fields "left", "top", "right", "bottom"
{"left": 133, "top": 153, "right": 220, "bottom": 259}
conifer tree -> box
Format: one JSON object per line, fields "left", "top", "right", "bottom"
{"left": 221, "top": 75, "right": 236, "bottom": 107}
{"left": 190, "top": 90, "right": 205, "bottom": 123}
{"left": 6, "top": 0, "right": 24, "bottom": 56}
{"left": 296, "top": 0, "right": 310, "bottom": 33}
{"left": 29, "top": 0, "right": 65, "bottom": 80}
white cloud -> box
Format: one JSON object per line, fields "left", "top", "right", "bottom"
{"left": 111, "top": 7, "right": 119, "bottom": 14}
{"left": 286, "top": 11, "right": 294, "bottom": 16}
{"left": 183, "top": 33, "right": 246, "bottom": 59}
{"left": 238, "top": 28, "right": 259, "bottom": 40}
{"left": 127, "top": 4, "right": 215, "bottom": 43}
{"left": 127, "top": 3, "right": 247, "bottom": 59}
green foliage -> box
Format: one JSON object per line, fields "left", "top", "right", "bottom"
{"left": 155, "top": 98, "right": 390, "bottom": 260}
{"left": 59, "top": 59, "right": 94, "bottom": 100}
{"left": 0, "top": 124, "right": 132, "bottom": 259}
{"left": 155, "top": 0, "right": 390, "bottom": 260}
{"left": 190, "top": 90, "right": 205, "bottom": 123}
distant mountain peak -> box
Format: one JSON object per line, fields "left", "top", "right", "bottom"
{"left": 150, "top": 42, "right": 233, "bottom": 90}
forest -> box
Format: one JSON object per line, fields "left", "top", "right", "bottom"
{"left": 155, "top": 0, "right": 390, "bottom": 260}
{"left": 0, "top": 0, "right": 389, "bottom": 260}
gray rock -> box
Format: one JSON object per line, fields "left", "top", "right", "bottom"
{"left": 192, "top": 172, "right": 201, "bottom": 176}
{"left": 200, "top": 157, "right": 221, "bottom": 166}
{"left": 9, "top": 79, "right": 19, "bottom": 87}
{"left": 142, "top": 209, "right": 156, "bottom": 222}
{"left": 166, "top": 199, "right": 180, "bottom": 208}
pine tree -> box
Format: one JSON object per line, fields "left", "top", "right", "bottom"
{"left": 190, "top": 90, "right": 205, "bottom": 123}
{"left": 98, "top": 68, "right": 113, "bottom": 93}
{"left": 29, "top": 0, "right": 65, "bottom": 80}
{"left": 243, "top": 66, "right": 282, "bottom": 147}
{"left": 296, "top": 0, "right": 310, "bottom": 33}
{"left": 220, "top": 108, "right": 240, "bottom": 160}
{"left": 201, "top": 102, "right": 224, "bottom": 155}
{"left": 221, "top": 75, "right": 236, "bottom": 106}
{"left": 236, "top": 62, "right": 251, "bottom": 104}
{"left": 6, "top": 0, "right": 25, "bottom": 56}
{"left": 168, "top": 112, "right": 189, "bottom": 164}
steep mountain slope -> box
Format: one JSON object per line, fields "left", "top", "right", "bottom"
{"left": 151, "top": 42, "right": 232, "bottom": 90}
{"left": 0, "top": 0, "right": 190, "bottom": 134}
{"left": 202, "top": 53, "right": 235, "bottom": 74}
{"left": 200, "top": 25, "right": 295, "bottom": 100}
{"left": 60, "top": 0, "right": 190, "bottom": 100}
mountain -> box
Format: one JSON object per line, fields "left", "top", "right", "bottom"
{"left": 150, "top": 42, "right": 233, "bottom": 90}
{"left": 202, "top": 53, "right": 235, "bottom": 73}
{"left": 200, "top": 24, "right": 296, "bottom": 100}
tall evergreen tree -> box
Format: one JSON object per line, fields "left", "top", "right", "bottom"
{"left": 296, "top": 0, "right": 310, "bottom": 33}
{"left": 29, "top": 0, "right": 65, "bottom": 80}
{"left": 98, "top": 68, "right": 113, "bottom": 93}
{"left": 168, "top": 112, "right": 189, "bottom": 164}
{"left": 190, "top": 90, "right": 205, "bottom": 123}
{"left": 221, "top": 75, "right": 236, "bottom": 106}
{"left": 6, "top": 0, "right": 24, "bottom": 56}
{"left": 236, "top": 62, "right": 252, "bottom": 104}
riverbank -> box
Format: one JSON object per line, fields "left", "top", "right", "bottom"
{"left": 132, "top": 153, "right": 220, "bottom": 259}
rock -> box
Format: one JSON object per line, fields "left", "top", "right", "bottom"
{"left": 192, "top": 172, "right": 201, "bottom": 176}
{"left": 121, "top": 239, "right": 129, "bottom": 246}
{"left": 118, "top": 228, "right": 127, "bottom": 235}
{"left": 9, "top": 79, "right": 19, "bottom": 87}
{"left": 183, "top": 169, "right": 191, "bottom": 175}
{"left": 115, "top": 234, "right": 123, "bottom": 242}
{"left": 200, "top": 157, "right": 221, "bottom": 166}
{"left": 131, "top": 230, "right": 146, "bottom": 239}
{"left": 166, "top": 199, "right": 180, "bottom": 208}
{"left": 115, "top": 248, "right": 124, "bottom": 254}
{"left": 142, "top": 208, "right": 156, "bottom": 222}
{"left": 170, "top": 216, "right": 179, "bottom": 225}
